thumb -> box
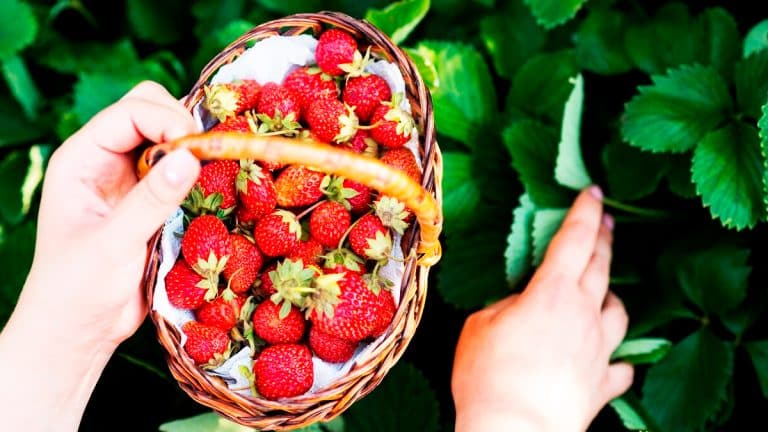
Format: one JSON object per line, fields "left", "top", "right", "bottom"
{"left": 106, "top": 149, "right": 200, "bottom": 244}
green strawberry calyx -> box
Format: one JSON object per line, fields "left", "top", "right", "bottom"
{"left": 373, "top": 196, "right": 410, "bottom": 235}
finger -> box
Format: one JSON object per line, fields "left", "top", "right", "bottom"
{"left": 538, "top": 186, "right": 604, "bottom": 282}
{"left": 601, "top": 362, "right": 634, "bottom": 403}
{"left": 602, "top": 291, "right": 629, "bottom": 357}
{"left": 579, "top": 215, "right": 614, "bottom": 305}
{"left": 103, "top": 149, "right": 200, "bottom": 244}
{"left": 484, "top": 293, "right": 520, "bottom": 316}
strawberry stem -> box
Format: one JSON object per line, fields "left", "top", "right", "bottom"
{"left": 335, "top": 210, "right": 373, "bottom": 251}
{"left": 296, "top": 200, "right": 326, "bottom": 220}
{"left": 602, "top": 197, "right": 673, "bottom": 219}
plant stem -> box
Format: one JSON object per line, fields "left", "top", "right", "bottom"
{"left": 602, "top": 197, "right": 673, "bottom": 219}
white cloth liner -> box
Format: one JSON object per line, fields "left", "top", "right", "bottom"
{"left": 153, "top": 35, "right": 421, "bottom": 397}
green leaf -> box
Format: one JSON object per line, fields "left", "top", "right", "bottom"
{"left": 49, "top": 0, "right": 96, "bottom": 26}
{"left": 0, "top": 0, "right": 37, "bottom": 61}
{"left": 622, "top": 64, "right": 732, "bottom": 153}
{"left": 555, "top": 74, "right": 591, "bottom": 190}
{"left": 522, "top": 0, "right": 588, "bottom": 29}
{"left": 158, "top": 412, "right": 254, "bottom": 431}
{"left": 531, "top": 208, "right": 568, "bottom": 265}
{"left": 255, "top": 0, "right": 324, "bottom": 15}
{"left": 35, "top": 38, "right": 141, "bottom": 75}
{"left": 507, "top": 51, "right": 579, "bottom": 126}
{"left": 408, "top": 41, "right": 495, "bottom": 144}
{"left": 721, "top": 297, "right": 765, "bottom": 337}
{"left": 697, "top": 8, "right": 740, "bottom": 77}
{"left": 623, "top": 3, "right": 698, "bottom": 75}
{"left": 2, "top": 55, "right": 40, "bottom": 120}
{"left": 746, "top": 340, "right": 768, "bottom": 399}
{"left": 665, "top": 155, "right": 696, "bottom": 199}
{"left": 574, "top": 8, "right": 632, "bottom": 75}
{"left": 603, "top": 139, "right": 669, "bottom": 201}
{"left": 744, "top": 19, "right": 768, "bottom": 57}
{"left": 365, "top": 0, "right": 430, "bottom": 45}
{"left": 735, "top": 50, "right": 768, "bottom": 120}
{"left": 609, "top": 392, "right": 659, "bottom": 431}
{"left": 193, "top": 19, "right": 255, "bottom": 73}
{"left": 0, "top": 96, "right": 43, "bottom": 148}
{"left": 692, "top": 121, "right": 764, "bottom": 230}
{"left": 503, "top": 120, "right": 570, "bottom": 208}
{"left": 505, "top": 194, "right": 535, "bottom": 287}
{"left": 345, "top": 362, "right": 439, "bottom": 432}
{"left": 642, "top": 329, "right": 734, "bottom": 432}
{"left": 191, "top": 0, "right": 247, "bottom": 41}
{"left": 442, "top": 152, "right": 481, "bottom": 233}
{"left": 480, "top": 4, "right": 546, "bottom": 79}
{"left": 611, "top": 338, "right": 672, "bottom": 365}
{"left": 0, "top": 150, "right": 30, "bottom": 225}
{"left": 73, "top": 73, "right": 142, "bottom": 125}
{"left": 0, "top": 222, "right": 35, "bottom": 324}
{"left": 126, "top": 0, "right": 188, "bottom": 45}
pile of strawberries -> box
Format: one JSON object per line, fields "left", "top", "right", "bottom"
{"left": 165, "top": 28, "right": 422, "bottom": 401}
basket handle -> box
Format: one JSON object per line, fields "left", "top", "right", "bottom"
{"left": 138, "top": 132, "right": 442, "bottom": 266}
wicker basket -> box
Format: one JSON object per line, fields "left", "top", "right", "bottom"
{"left": 137, "top": 11, "right": 442, "bottom": 430}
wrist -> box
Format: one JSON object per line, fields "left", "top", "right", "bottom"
{"left": 455, "top": 410, "right": 546, "bottom": 432}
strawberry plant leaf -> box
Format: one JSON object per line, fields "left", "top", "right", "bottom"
{"left": 34, "top": 38, "right": 142, "bottom": 76}
{"left": 692, "top": 121, "right": 764, "bottom": 230}
{"left": 0, "top": 0, "right": 37, "bottom": 61}
{"left": 642, "top": 329, "right": 734, "bottom": 432}
{"left": 365, "top": 0, "right": 430, "bottom": 45}
{"left": 480, "top": 3, "right": 546, "bottom": 79}
{"left": 609, "top": 392, "right": 659, "bottom": 431}
{"left": 622, "top": 64, "right": 732, "bottom": 153}
{"left": 734, "top": 50, "right": 768, "bottom": 121}
{"left": 73, "top": 73, "right": 142, "bottom": 125}
{"left": 0, "top": 96, "right": 42, "bottom": 148}
{"left": 745, "top": 340, "right": 768, "bottom": 399}
{"left": 696, "top": 8, "right": 740, "bottom": 78}
{"left": 603, "top": 139, "right": 669, "bottom": 201}
{"left": 193, "top": 19, "right": 255, "bottom": 73}
{"left": 504, "top": 120, "right": 571, "bottom": 208}
{"left": 345, "top": 362, "right": 439, "bottom": 432}
{"left": 744, "top": 19, "right": 768, "bottom": 57}
{"left": 721, "top": 297, "right": 766, "bottom": 337}
{"left": 126, "top": 0, "right": 189, "bottom": 45}
{"left": 574, "top": 8, "right": 632, "bottom": 75}
{"left": 522, "top": 0, "right": 588, "bottom": 29}
{"left": 2, "top": 55, "right": 40, "bottom": 120}
{"left": 0, "top": 146, "right": 46, "bottom": 226}
{"left": 665, "top": 154, "right": 696, "bottom": 199}
{"left": 555, "top": 74, "right": 592, "bottom": 190}
{"left": 623, "top": 3, "right": 698, "bottom": 75}
{"left": 191, "top": 0, "right": 248, "bottom": 41}
{"left": 505, "top": 194, "right": 535, "bottom": 287}
{"left": 407, "top": 41, "right": 495, "bottom": 145}
{"left": 0, "top": 222, "right": 35, "bottom": 325}
{"left": 158, "top": 412, "right": 254, "bottom": 431}
{"left": 507, "top": 51, "right": 579, "bottom": 126}
{"left": 611, "top": 338, "right": 672, "bottom": 365}
{"left": 442, "top": 152, "right": 481, "bottom": 233}
{"left": 531, "top": 208, "right": 568, "bottom": 265}
{"left": 255, "top": 0, "right": 324, "bottom": 14}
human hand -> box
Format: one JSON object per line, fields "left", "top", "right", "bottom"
{"left": 451, "top": 187, "right": 633, "bottom": 432}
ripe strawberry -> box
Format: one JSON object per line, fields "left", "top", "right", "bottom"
{"left": 197, "top": 160, "right": 240, "bottom": 210}
{"left": 203, "top": 79, "right": 261, "bottom": 121}
{"left": 307, "top": 272, "right": 378, "bottom": 342}
{"left": 380, "top": 148, "right": 421, "bottom": 183}
{"left": 274, "top": 166, "right": 327, "bottom": 208}
{"left": 256, "top": 262, "right": 278, "bottom": 297}
{"left": 348, "top": 214, "right": 391, "bottom": 261}
{"left": 370, "top": 101, "right": 415, "bottom": 149}
{"left": 252, "top": 300, "right": 306, "bottom": 344}
{"left": 283, "top": 67, "right": 339, "bottom": 114}
{"left": 343, "top": 74, "right": 392, "bottom": 122}
{"left": 211, "top": 113, "right": 257, "bottom": 133}
{"left": 321, "top": 176, "right": 371, "bottom": 214}
{"left": 223, "top": 234, "right": 263, "bottom": 294}
{"left": 306, "top": 97, "right": 359, "bottom": 144}
{"left": 256, "top": 82, "right": 301, "bottom": 123}
{"left": 254, "top": 344, "right": 313, "bottom": 400}
{"left": 338, "top": 130, "right": 378, "bottom": 156}
{"left": 309, "top": 326, "right": 357, "bottom": 363}
{"left": 373, "top": 196, "right": 412, "bottom": 235}
{"left": 182, "top": 321, "right": 230, "bottom": 366}
{"left": 195, "top": 295, "right": 246, "bottom": 332}
{"left": 370, "top": 289, "right": 396, "bottom": 338}
{"left": 309, "top": 201, "right": 350, "bottom": 248}
{"left": 322, "top": 248, "right": 365, "bottom": 276}
{"left": 315, "top": 29, "right": 359, "bottom": 76}
{"left": 182, "top": 215, "right": 233, "bottom": 280}
{"left": 254, "top": 210, "right": 302, "bottom": 257}
{"left": 259, "top": 159, "right": 285, "bottom": 172}
{"left": 288, "top": 237, "right": 324, "bottom": 266}
{"left": 267, "top": 258, "right": 318, "bottom": 310}
{"left": 236, "top": 161, "right": 277, "bottom": 224}
{"left": 165, "top": 259, "right": 217, "bottom": 309}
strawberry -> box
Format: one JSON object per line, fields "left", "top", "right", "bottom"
{"left": 343, "top": 74, "right": 392, "bottom": 122}
{"left": 195, "top": 160, "right": 240, "bottom": 211}
{"left": 195, "top": 295, "right": 246, "bottom": 332}
{"left": 165, "top": 259, "right": 217, "bottom": 309}
{"left": 203, "top": 79, "right": 261, "bottom": 121}
{"left": 370, "top": 289, "right": 396, "bottom": 338}
{"left": 252, "top": 300, "right": 306, "bottom": 344}
{"left": 236, "top": 160, "right": 277, "bottom": 224}
{"left": 283, "top": 66, "right": 339, "bottom": 114}
{"left": 223, "top": 234, "right": 263, "bottom": 294}
{"left": 380, "top": 148, "right": 421, "bottom": 183}
{"left": 259, "top": 159, "right": 285, "bottom": 172}
{"left": 274, "top": 166, "right": 327, "bottom": 208}
{"left": 338, "top": 130, "right": 378, "bottom": 157}
{"left": 182, "top": 215, "right": 233, "bottom": 280}
{"left": 309, "top": 201, "right": 350, "bottom": 248}
{"left": 322, "top": 248, "right": 365, "bottom": 276}
{"left": 370, "top": 97, "right": 415, "bottom": 149}
{"left": 288, "top": 237, "right": 324, "bottom": 266}
{"left": 211, "top": 113, "right": 257, "bottom": 133}
{"left": 321, "top": 176, "right": 371, "bottom": 214}
{"left": 254, "top": 210, "right": 302, "bottom": 257}
{"left": 348, "top": 214, "right": 392, "bottom": 261}
{"left": 307, "top": 272, "right": 378, "bottom": 342}
{"left": 253, "top": 344, "right": 313, "bottom": 400}
{"left": 256, "top": 82, "right": 301, "bottom": 124}
{"left": 309, "top": 326, "right": 357, "bottom": 363}
{"left": 306, "top": 97, "right": 359, "bottom": 144}
{"left": 182, "top": 321, "right": 230, "bottom": 366}
{"left": 256, "top": 262, "right": 278, "bottom": 297}
{"left": 373, "top": 196, "right": 412, "bottom": 235}
{"left": 315, "top": 29, "right": 359, "bottom": 76}
{"left": 268, "top": 258, "right": 319, "bottom": 310}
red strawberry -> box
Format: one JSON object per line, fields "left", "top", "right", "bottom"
{"left": 348, "top": 214, "right": 392, "bottom": 261}
{"left": 254, "top": 210, "right": 302, "bottom": 257}
{"left": 259, "top": 159, "right": 285, "bottom": 172}
{"left": 370, "top": 101, "right": 415, "bottom": 149}
{"left": 236, "top": 161, "right": 277, "bottom": 223}
{"left": 310, "top": 201, "right": 350, "bottom": 248}
{"left": 315, "top": 29, "right": 359, "bottom": 76}
{"left": 223, "top": 234, "right": 263, "bottom": 294}
{"left": 370, "top": 289, "right": 396, "bottom": 338}
{"left": 254, "top": 344, "right": 313, "bottom": 400}
{"left": 381, "top": 148, "right": 421, "bottom": 183}
{"left": 283, "top": 67, "right": 339, "bottom": 114}
{"left": 197, "top": 160, "right": 240, "bottom": 210}
{"left": 257, "top": 82, "right": 301, "bottom": 122}
{"left": 267, "top": 258, "right": 318, "bottom": 310}
{"left": 165, "top": 259, "right": 217, "bottom": 309}
{"left": 307, "top": 272, "right": 378, "bottom": 342}
{"left": 182, "top": 321, "right": 230, "bottom": 365}
{"left": 195, "top": 295, "right": 246, "bottom": 332}
{"left": 309, "top": 326, "right": 357, "bottom": 363}
{"left": 274, "top": 166, "right": 327, "bottom": 208}
{"left": 252, "top": 300, "right": 306, "bottom": 344}
{"left": 182, "top": 215, "right": 233, "bottom": 280}
{"left": 288, "top": 237, "right": 324, "bottom": 266}
{"left": 322, "top": 248, "right": 366, "bottom": 276}
{"left": 343, "top": 74, "right": 392, "bottom": 122}
{"left": 321, "top": 176, "right": 371, "bottom": 214}
{"left": 257, "top": 262, "right": 278, "bottom": 297}
{"left": 338, "top": 130, "right": 378, "bottom": 156}
{"left": 203, "top": 79, "right": 261, "bottom": 121}
{"left": 211, "top": 113, "right": 257, "bottom": 132}
{"left": 306, "top": 97, "right": 359, "bottom": 144}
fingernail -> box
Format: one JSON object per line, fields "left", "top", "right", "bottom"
{"left": 603, "top": 213, "right": 615, "bottom": 230}
{"left": 589, "top": 185, "right": 603, "bottom": 201}
{"left": 162, "top": 149, "right": 199, "bottom": 186}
